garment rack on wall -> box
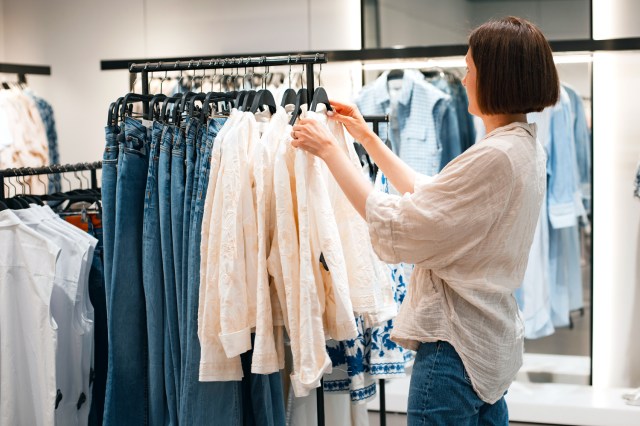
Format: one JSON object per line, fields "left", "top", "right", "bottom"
{"left": 126, "top": 53, "right": 327, "bottom": 117}
{"left": 0, "top": 161, "right": 102, "bottom": 200}
{"left": 0, "top": 62, "right": 51, "bottom": 84}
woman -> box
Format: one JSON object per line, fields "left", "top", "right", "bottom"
{"left": 291, "top": 16, "right": 559, "bottom": 425}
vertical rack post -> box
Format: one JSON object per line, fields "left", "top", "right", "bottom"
{"left": 306, "top": 60, "right": 316, "bottom": 100}
{"left": 141, "top": 69, "right": 150, "bottom": 117}
{"left": 362, "top": 114, "right": 390, "bottom": 426}
{"left": 0, "top": 172, "right": 5, "bottom": 200}
{"left": 91, "top": 168, "right": 98, "bottom": 191}
{"left": 306, "top": 60, "right": 326, "bottom": 426}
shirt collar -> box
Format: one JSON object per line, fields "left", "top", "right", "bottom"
{"left": 374, "top": 71, "right": 416, "bottom": 106}
{"left": 0, "top": 209, "right": 24, "bottom": 227}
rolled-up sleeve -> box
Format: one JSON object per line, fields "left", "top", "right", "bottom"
{"left": 365, "top": 146, "right": 515, "bottom": 269}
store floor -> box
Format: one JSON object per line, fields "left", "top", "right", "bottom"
{"left": 368, "top": 411, "right": 553, "bottom": 425}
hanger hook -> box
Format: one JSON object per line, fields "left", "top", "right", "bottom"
{"left": 288, "top": 55, "right": 292, "bottom": 88}
{"left": 315, "top": 54, "right": 322, "bottom": 87}
{"left": 31, "top": 167, "right": 46, "bottom": 194}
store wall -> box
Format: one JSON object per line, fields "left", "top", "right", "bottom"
{"left": 376, "top": 0, "right": 589, "bottom": 48}
{"left": 379, "top": 0, "right": 471, "bottom": 46}
{"left": 0, "top": 0, "right": 4, "bottom": 61}
{"left": 468, "top": 0, "right": 589, "bottom": 40}
{"left": 592, "top": 51, "right": 640, "bottom": 389}
{"left": 592, "top": 0, "right": 640, "bottom": 389}
{"left": 0, "top": 0, "right": 360, "bottom": 164}
{"left": 593, "top": 0, "right": 640, "bottom": 39}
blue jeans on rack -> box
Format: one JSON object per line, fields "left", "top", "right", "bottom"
{"left": 104, "top": 117, "right": 150, "bottom": 426}
{"left": 240, "top": 334, "right": 286, "bottom": 426}
{"left": 179, "top": 118, "right": 243, "bottom": 426}
{"left": 142, "top": 121, "right": 168, "bottom": 426}
{"left": 171, "top": 124, "right": 186, "bottom": 360}
{"left": 158, "top": 123, "right": 180, "bottom": 425}
{"left": 101, "top": 124, "right": 120, "bottom": 314}
{"left": 87, "top": 223, "right": 108, "bottom": 426}
{"left": 408, "top": 341, "right": 508, "bottom": 426}
{"left": 180, "top": 118, "right": 200, "bottom": 387}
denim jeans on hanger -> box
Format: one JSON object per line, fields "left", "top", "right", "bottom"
{"left": 141, "top": 121, "right": 168, "bottom": 426}
{"left": 180, "top": 117, "right": 200, "bottom": 387}
{"left": 104, "top": 117, "right": 150, "bottom": 426}
{"left": 179, "top": 117, "right": 243, "bottom": 426}
{"left": 170, "top": 124, "right": 186, "bottom": 348}
{"left": 158, "top": 123, "right": 180, "bottom": 425}
{"left": 101, "top": 124, "right": 120, "bottom": 313}
{"left": 240, "top": 335, "right": 286, "bottom": 426}
{"left": 87, "top": 222, "right": 108, "bottom": 426}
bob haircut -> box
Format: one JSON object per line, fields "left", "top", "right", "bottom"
{"left": 469, "top": 16, "right": 560, "bottom": 115}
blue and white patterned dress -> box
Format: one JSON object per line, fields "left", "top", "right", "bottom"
{"left": 323, "top": 173, "right": 415, "bottom": 404}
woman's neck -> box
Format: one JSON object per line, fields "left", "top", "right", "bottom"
{"left": 482, "top": 114, "right": 527, "bottom": 134}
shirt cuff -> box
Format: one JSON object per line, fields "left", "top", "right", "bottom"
{"left": 219, "top": 327, "right": 252, "bottom": 358}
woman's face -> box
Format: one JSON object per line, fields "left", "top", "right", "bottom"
{"left": 462, "top": 50, "right": 480, "bottom": 116}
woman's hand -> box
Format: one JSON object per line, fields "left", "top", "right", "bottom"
{"left": 326, "top": 100, "right": 375, "bottom": 145}
{"left": 291, "top": 118, "right": 341, "bottom": 161}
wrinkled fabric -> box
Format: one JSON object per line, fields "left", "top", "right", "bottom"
{"left": 366, "top": 122, "right": 545, "bottom": 404}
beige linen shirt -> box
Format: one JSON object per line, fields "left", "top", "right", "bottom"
{"left": 365, "top": 122, "right": 545, "bottom": 404}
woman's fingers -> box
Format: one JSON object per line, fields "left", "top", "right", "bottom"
{"left": 329, "top": 100, "right": 357, "bottom": 116}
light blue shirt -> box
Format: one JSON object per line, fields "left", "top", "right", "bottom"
{"left": 356, "top": 70, "right": 450, "bottom": 177}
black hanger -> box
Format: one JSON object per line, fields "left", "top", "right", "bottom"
{"left": 288, "top": 89, "right": 309, "bottom": 126}
{"left": 281, "top": 88, "right": 297, "bottom": 107}
{"left": 241, "top": 90, "right": 257, "bottom": 111}
{"left": 120, "top": 93, "right": 155, "bottom": 122}
{"left": 201, "top": 92, "right": 235, "bottom": 120}
{"left": 250, "top": 89, "right": 277, "bottom": 114}
{"left": 310, "top": 87, "right": 333, "bottom": 113}
{"left": 235, "top": 90, "right": 248, "bottom": 110}
{"left": 149, "top": 94, "right": 167, "bottom": 121}
{"left": 387, "top": 69, "right": 404, "bottom": 81}
{"left": 160, "top": 94, "right": 183, "bottom": 124}
{"left": 3, "top": 197, "right": 25, "bottom": 209}
{"left": 107, "top": 101, "right": 116, "bottom": 126}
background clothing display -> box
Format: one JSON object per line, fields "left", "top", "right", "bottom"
{"left": 514, "top": 84, "right": 592, "bottom": 339}
{"left": 0, "top": 163, "right": 104, "bottom": 426}
{"left": 356, "top": 69, "right": 474, "bottom": 177}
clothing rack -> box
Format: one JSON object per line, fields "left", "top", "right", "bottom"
{"left": 126, "top": 53, "right": 327, "bottom": 117}
{"left": 0, "top": 62, "right": 51, "bottom": 84}
{"left": 128, "top": 52, "right": 329, "bottom": 426}
{"left": 0, "top": 162, "right": 102, "bottom": 200}
{"left": 363, "top": 114, "right": 390, "bottom": 426}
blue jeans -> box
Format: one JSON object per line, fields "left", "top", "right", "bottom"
{"left": 101, "top": 124, "right": 120, "bottom": 314}
{"left": 158, "top": 123, "right": 181, "bottom": 425}
{"left": 87, "top": 223, "right": 107, "bottom": 426}
{"left": 104, "top": 117, "right": 150, "bottom": 426}
{"left": 179, "top": 118, "right": 243, "bottom": 425}
{"left": 180, "top": 118, "right": 200, "bottom": 386}
{"left": 408, "top": 341, "right": 508, "bottom": 426}
{"left": 142, "top": 121, "right": 168, "bottom": 426}
{"left": 171, "top": 124, "right": 186, "bottom": 349}
{"left": 240, "top": 335, "right": 286, "bottom": 426}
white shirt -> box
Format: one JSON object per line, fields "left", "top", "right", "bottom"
{"left": 12, "top": 207, "right": 89, "bottom": 426}
{"left": 251, "top": 107, "right": 288, "bottom": 374}
{"left": 0, "top": 210, "right": 59, "bottom": 426}
{"left": 312, "top": 111, "right": 396, "bottom": 327}
{"left": 199, "top": 110, "right": 245, "bottom": 381}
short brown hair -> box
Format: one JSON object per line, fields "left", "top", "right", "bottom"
{"left": 469, "top": 16, "right": 560, "bottom": 115}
